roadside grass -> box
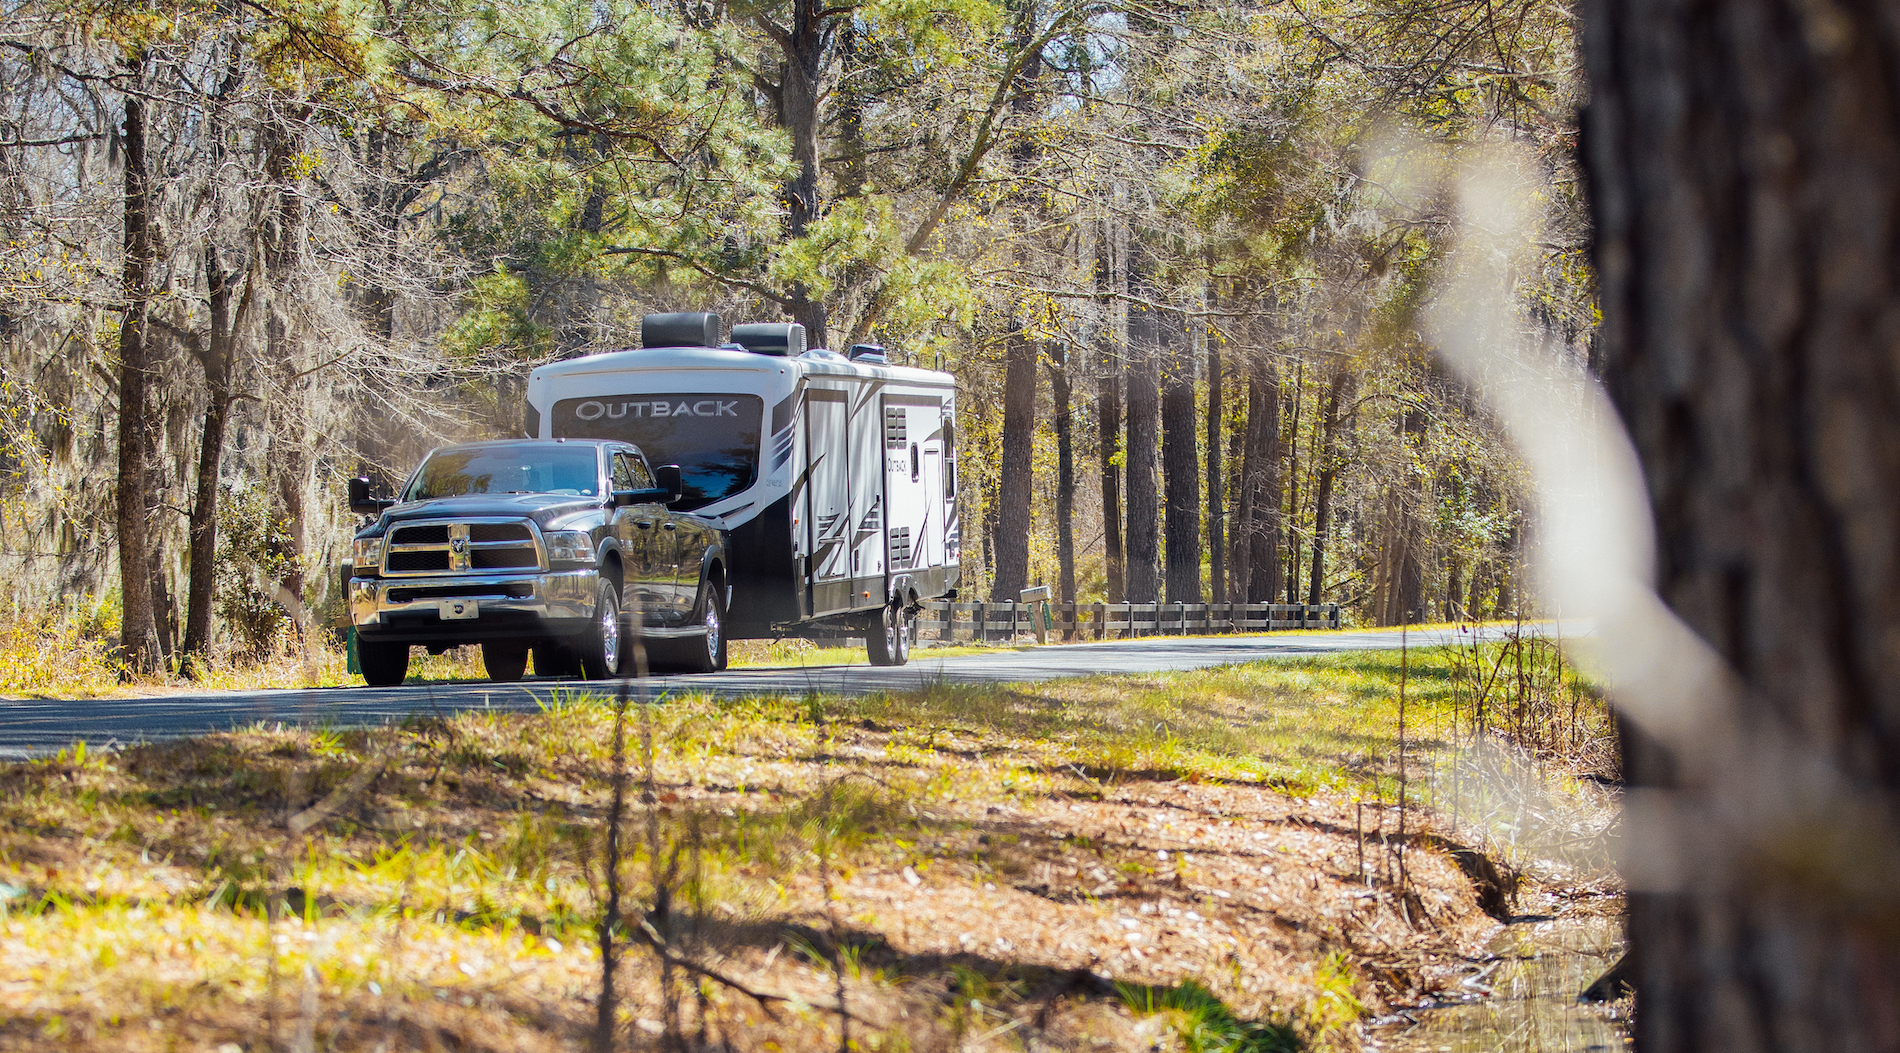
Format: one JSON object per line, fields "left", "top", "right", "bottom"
{"left": 0, "top": 648, "right": 1599, "bottom": 1052}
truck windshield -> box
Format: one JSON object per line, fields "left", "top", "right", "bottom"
{"left": 549, "top": 393, "right": 763, "bottom": 510}
{"left": 405, "top": 444, "right": 600, "bottom": 500}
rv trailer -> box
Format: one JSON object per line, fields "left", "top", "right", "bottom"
{"left": 524, "top": 313, "right": 961, "bottom": 665}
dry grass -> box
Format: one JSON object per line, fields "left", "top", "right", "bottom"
{"left": 0, "top": 650, "right": 1589, "bottom": 1052}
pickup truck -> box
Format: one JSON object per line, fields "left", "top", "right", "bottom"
{"left": 344, "top": 439, "right": 730, "bottom": 686}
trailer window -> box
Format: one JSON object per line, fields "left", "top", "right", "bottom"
{"left": 550, "top": 394, "right": 763, "bottom": 510}
{"left": 942, "top": 418, "right": 957, "bottom": 502}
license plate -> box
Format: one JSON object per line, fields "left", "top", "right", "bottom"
{"left": 439, "top": 599, "right": 479, "bottom": 620}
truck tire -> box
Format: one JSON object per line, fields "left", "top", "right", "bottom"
{"left": 677, "top": 581, "right": 728, "bottom": 674}
{"left": 533, "top": 643, "right": 582, "bottom": 679}
{"left": 578, "top": 575, "right": 623, "bottom": 680}
{"left": 866, "top": 604, "right": 911, "bottom": 667}
{"left": 358, "top": 640, "right": 411, "bottom": 687}
{"left": 483, "top": 642, "right": 529, "bottom": 683}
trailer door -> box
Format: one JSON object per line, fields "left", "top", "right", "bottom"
{"left": 803, "top": 388, "right": 852, "bottom": 616}
{"left": 881, "top": 395, "right": 944, "bottom": 582}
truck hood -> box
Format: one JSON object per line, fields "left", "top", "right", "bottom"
{"left": 365, "top": 493, "right": 605, "bottom": 534}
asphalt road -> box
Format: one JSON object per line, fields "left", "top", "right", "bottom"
{"left": 0, "top": 626, "right": 1521, "bottom": 759}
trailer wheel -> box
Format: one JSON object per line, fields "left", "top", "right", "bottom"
{"left": 358, "top": 640, "right": 411, "bottom": 687}
{"left": 866, "top": 604, "right": 911, "bottom": 667}
{"left": 482, "top": 642, "right": 529, "bottom": 683}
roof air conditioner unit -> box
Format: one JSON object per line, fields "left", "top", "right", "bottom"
{"left": 731, "top": 322, "right": 807, "bottom": 358}
{"left": 641, "top": 312, "right": 723, "bottom": 349}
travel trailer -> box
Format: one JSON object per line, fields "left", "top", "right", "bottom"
{"left": 523, "top": 313, "right": 961, "bottom": 665}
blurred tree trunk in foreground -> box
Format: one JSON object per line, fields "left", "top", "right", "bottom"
{"left": 1585, "top": 0, "right": 1900, "bottom": 1047}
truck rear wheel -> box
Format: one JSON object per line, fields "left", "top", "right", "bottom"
{"left": 677, "top": 582, "right": 727, "bottom": 674}
{"left": 866, "top": 604, "right": 911, "bottom": 667}
{"left": 483, "top": 642, "right": 529, "bottom": 683}
{"left": 358, "top": 640, "right": 411, "bottom": 687}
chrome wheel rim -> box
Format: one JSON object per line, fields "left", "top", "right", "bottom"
{"left": 704, "top": 598, "right": 721, "bottom": 664}
{"left": 600, "top": 584, "right": 620, "bottom": 675}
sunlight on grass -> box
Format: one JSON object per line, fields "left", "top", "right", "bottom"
{"left": 0, "top": 645, "right": 1606, "bottom": 1049}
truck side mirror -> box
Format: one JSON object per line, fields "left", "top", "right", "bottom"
{"left": 654, "top": 464, "right": 684, "bottom": 504}
{"left": 349, "top": 477, "right": 393, "bottom": 516}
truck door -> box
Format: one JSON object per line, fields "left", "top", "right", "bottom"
{"left": 803, "top": 388, "right": 852, "bottom": 616}
{"left": 667, "top": 508, "right": 710, "bottom": 619}
{"left": 613, "top": 451, "right": 676, "bottom": 625}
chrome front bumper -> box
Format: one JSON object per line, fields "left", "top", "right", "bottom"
{"left": 350, "top": 569, "right": 598, "bottom": 628}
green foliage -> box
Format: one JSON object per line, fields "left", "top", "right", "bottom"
{"left": 214, "top": 484, "right": 302, "bottom": 658}
{"left": 1118, "top": 978, "right": 1302, "bottom": 1052}
{"left": 438, "top": 268, "right": 550, "bottom": 362}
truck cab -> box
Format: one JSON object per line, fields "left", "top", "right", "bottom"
{"left": 345, "top": 439, "right": 729, "bottom": 686}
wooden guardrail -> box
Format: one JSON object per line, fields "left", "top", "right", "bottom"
{"left": 916, "top": 600, "right": 1343, "bottom": 642}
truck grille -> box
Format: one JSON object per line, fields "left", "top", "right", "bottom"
{"left": 381, "top": 518, "right": 546, "bottom": 577}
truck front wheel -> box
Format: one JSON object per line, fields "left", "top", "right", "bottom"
{"left": 483, "top": 642, "right": 529, "bottom": 682}
{"left": 358, "top": 640, "right": 411, "bottom": 687}
{"left": 579, "top": 576, "right": 623, "bottom": 680}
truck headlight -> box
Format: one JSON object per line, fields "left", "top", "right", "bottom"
{"left": 351, "top": 536, "right": 384, "bottom": 570}
{"left": 545, "top": 530, "right": 595, "bottom": 566}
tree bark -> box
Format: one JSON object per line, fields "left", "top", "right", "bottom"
{"left": 988, "top": 23, "right": 1046, "bottom": 602}
{"left": 760, "top": 0, "right": 831, "bottom": 342}
{"left": 263, "top": 118, "right": 310, "bottom": 621}
{"left": 1124, "top": 255, "right": 1162, "bottom": 604}
{"left": 1206, "top": 308, "right": 1224, "bottom": 604}
{"left": 180, "top": 247, "right": 246, "bottom": 669}
{"left": 1307, "top": 368, "right": 1348, "bottom": 606}
{"left": 1282, "top": 362, "right": 1303, "bottom": 603}
{"left": 1236, "top": 358, "right": 1282, "bottom": 603}
{"left": 1099, "top": 361, "right": 1125, "bottom": 605}
{"left": 991, "top": 332, "right": 1037, "bottom": 599}
{"left": 1051, "top": 344, "right": 1076, "bottom": 631}
{"left": 115, "top": 86, "right": 163, "bottom": 674}
{"left": 1097, "top": 228, "right": 1125, "bottom": 604}
{"left": 1584, "top": 1, "right": 1900, "bottom": 1046}
{"left": 1162, "top": 309, "right": 1200, "bottom": 603}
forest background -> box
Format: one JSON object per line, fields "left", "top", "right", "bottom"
{"left": 0, "top": 0, "right": 1588, "bottom": 676}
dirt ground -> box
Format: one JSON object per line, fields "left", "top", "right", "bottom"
{"left": 0, "top": 653, "right": 1613, "bottom": 1051}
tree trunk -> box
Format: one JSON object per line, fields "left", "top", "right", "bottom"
{"left": 1206, "top": 308, "right": 1224, "bottom": 604}
{"left": 264, "top": 119, "right": 310, "bottom": 624}
{"left": 989, "top": 29, "right": 1046, "bottom": 602}
{"left": 1307, "top": 368, "right": 1347, "bottom": 606}
{"left": 1283, "top": 362, "right": 1303, "bottom": 604}
{"left": 115, "top": 87, "right": 163, "bottom": 674}
{"left": 1051, "top": 345, "right": 1076, "bottom": 632}
{"left": 1584, "top": 1, "right": 1900, "bottom": 1046}
{"left": 1227, "top": 373, "right": 1246, "bottom": 603}
{"left": 991, "top": 331, "right": 1037, "bottom": 599}
{"left": 181, "top": 248, "right": 244, "bottom": 669}
{"left": 180, "top": 62, "right": 248, "bottom": 672}
{"left": 1236, "top": 359, "right": 1282, "bottom": 602}
{"left": 1097, "top": 227, "right": 1125, "bottom": 604}
{"left": 767, "top": 0, "right": 831, "bottom": 343}
{"left": 1162, "top": 310, "right": 1200, "bottom": 603}
{"left": 1124, "top": 258, "right": 1162, "bottom": 603}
